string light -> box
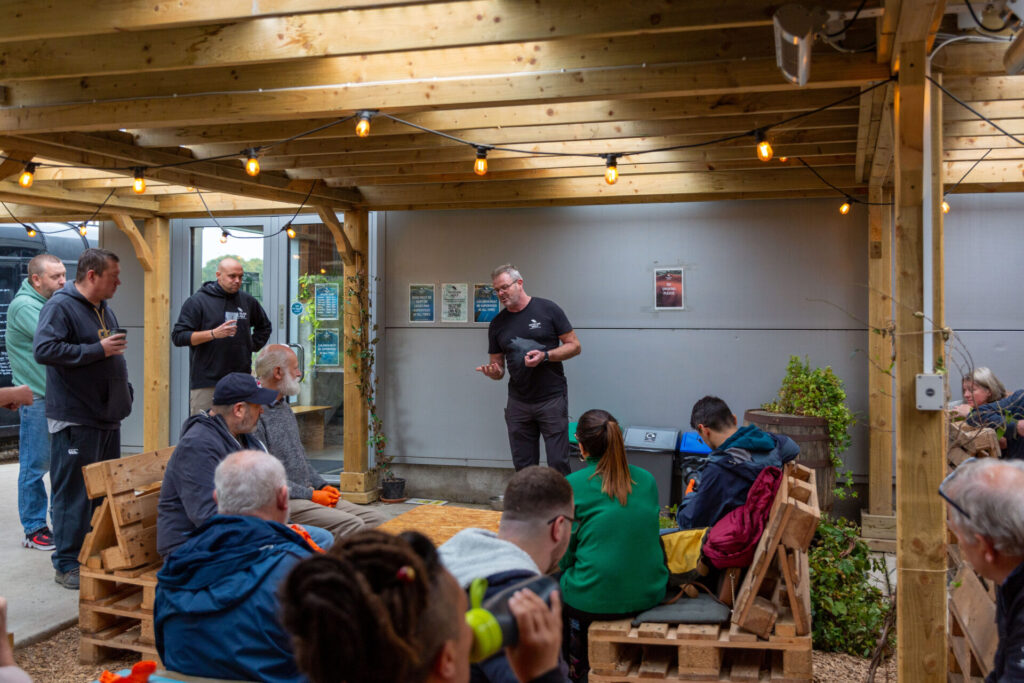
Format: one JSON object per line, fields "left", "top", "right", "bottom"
{"left": 244, "top": 149, "right": 260, "bottom": 177}
{"left": 754, "top": 130, "right": 773, "bottom": 162}
{"left": 604, "top": 155, "right": 619, "bottom": 185}
{"left": 474, "top": 147, "right": 489, "bottom": 176}
{"left": 79, "top": 225, "right": 88, "bottom": 236}
{"left": 839, "top": 198, "right": 852, "bottom": 215}
{"left": 941, "top": 200, "right": 950, "bottom": 214}
{"left": 355, "top": 110, "right": 376, "bottom": 138}
{"left": 286, "top": 224, "right": 297, "bottom": 239}
{"left": 18, "top": 163, "right": 37, "bottom": 188}
{"left": 778, "top": 156, "right": 789, "bottom": 163}
{"left": 219, "top": 229, "right": 229, "bottom": 244}
{"left": 24, "top": 225, "right": 36, "bottom": 237}
{"left": 132, "top": 168, "right": 146, "bottom": 194}
{"left": 319, "top": 268, "right": 326, "bottom": 274}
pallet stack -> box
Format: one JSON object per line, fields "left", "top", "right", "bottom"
{"left": 589, "top": 462, "right": 820, "bottom": 682}
{"left": 77, "top": 447, "right": 173, "bottom": 664}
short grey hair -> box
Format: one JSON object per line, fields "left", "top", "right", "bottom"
{"left": 491, "top": 264, "right": 522, "bottom": 283}
{"left": 963, "top": 367, "right": 1007, "bottom": 403}
{"left": 255, "top": 345, "right": 293, "bottom": 381}
{"left": 28, "top": 253, "right": 62, "bottom": 278}
{"left": 214, "top": 450, "right": 287, "bottom": 516}
{"left": 947, "top": 458, "right": 1024, "bottom": 556}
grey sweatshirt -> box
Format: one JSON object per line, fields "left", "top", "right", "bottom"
{"left": 252, "top": 399, "right": 327, "bottom": 500}
{"left": 438, "top": 528, "right": 540, "bottom": 589}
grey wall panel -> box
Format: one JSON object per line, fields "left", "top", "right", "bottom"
{"left": 380, "top": 198, "right": 871, "bottom": 477}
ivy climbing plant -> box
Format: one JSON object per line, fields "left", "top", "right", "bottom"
{"left": 343, "top": 270, "right": 392, "bottom": 481}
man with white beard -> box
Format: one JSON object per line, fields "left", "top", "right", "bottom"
{"left": 252, "top": 345, "right": 387, "bottom": 538}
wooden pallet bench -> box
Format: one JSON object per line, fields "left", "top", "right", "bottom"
{"left": 588, "top": 620, "right": 812, "bottom": 682}
{"left": 78, "top": 447, "right": 174, "bottom": 664}
{"left": 947, "top": 558, "right": 997, "bottom": 682}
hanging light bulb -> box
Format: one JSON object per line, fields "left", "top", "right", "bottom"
{"left": 219, "top": 230, "right": 229, "bottom": 244}
{"left": 319, "top": 268, "right": 327, "bottom": 274}
{"left": 78, "top": 224, "right": 88, "bottom": 236}
{"left": 132, "top": 168, "right": 146, "bottom": 194}
{"left": 754, "top": 130, "right": 773, "bottom": 162}
{"left": 24, "top": 225, "right": 36, "bottom": 238}
{"left": 18, "top": 162, "right": 38, "bottom": 188}
{"left": 186, "top": 185, "right": 196, "bottom": 192}
{"left": 474, "top": 147, "right": 489, "bottom": 176}
{"left": 778, "top": 156, "right": 788, "bottom": 163}
{"left": 839, "top": 198, "right": 852, "bottom": 215}
{"left": 941, "top": 199, "right": 950, "bottom": 214}
{"left": 286, "top": 224, "right": 297, "bottom": 239}
{"left": 244, "top": 149, "right": 260, "bottom": 177}
{"left": 355, "top": 110, "right": 376, "bottom": 138}
{"left": 604, "top": 155, "right": 619, "bottom": 185}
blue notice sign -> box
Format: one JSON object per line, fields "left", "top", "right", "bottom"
{"left": 314, "top": 283, "right": 339, "bottom": 320}
{"left": 409, "top": 284, "right": 435, "bottom": 323}
{"left": 291, "top": 301, "right": 304, "bottom": 316}
{"left": 315, "top": 328, "right": 340, "bottom": 366}
{"left": 474, "top": 283, "right": 499, "bottom": 323}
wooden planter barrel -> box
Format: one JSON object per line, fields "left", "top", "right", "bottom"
{"left": 743, "top": 409, "right": 835, "bottom": 512}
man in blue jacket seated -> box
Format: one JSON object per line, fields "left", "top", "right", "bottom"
{"left": 677, "top": 396, "right": 799, "bottom": 530}
{"left": 156, "top": 449, "right": 320, "bottom": 682}
{"left": 439, "top": 466, "right": 573, "bottom": 683}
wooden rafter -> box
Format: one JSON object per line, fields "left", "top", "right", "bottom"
{"left": 109, "top": 214, "right": 155, "bottom": 272}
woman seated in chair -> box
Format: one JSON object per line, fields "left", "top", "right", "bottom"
{"left": 953, "top": 367, "right": 1024, "bottom": 459}
{"left": 560, "top": 409, "right": 668, "bottom": 683}
{"left": 280, "top": 529, "right": 564, "bottom": 683}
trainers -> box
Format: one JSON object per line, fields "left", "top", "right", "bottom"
{"left": 55, "top": 567, "right": 80, "bottom": 590}
{"left": 23, "top": 527, "right": 56, "bottom": 551}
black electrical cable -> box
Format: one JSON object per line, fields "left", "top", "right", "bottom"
{"left": 963, "top": 0, "right": 1014, "bottom": 34}
{"left": 825, "top": 0, "right": 870, "bottom": 37}
{"left": 795, "top": 157, "right": 892, "bottom": 205}
{"left": 946, "top": 149, "right": 992, "bottom": 196}
{"left": 928, "top": 75, "right": 1024, "bottom": 147}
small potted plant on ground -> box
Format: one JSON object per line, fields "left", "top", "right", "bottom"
{"left": 747, "top": 355, "right": 856, "bottom": 511}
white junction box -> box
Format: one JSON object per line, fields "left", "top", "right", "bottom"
{"left": 916, "top": 374, "right": 945, "bottom": 411}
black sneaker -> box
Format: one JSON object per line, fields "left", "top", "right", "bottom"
{"left": 23, "top": 527, "right": 55, "bottom": 551}
{"left": 55, "top": 567, "right": 80, "bottom": 590}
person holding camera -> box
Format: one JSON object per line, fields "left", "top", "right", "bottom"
{"left": 34, "top": 248, "right": 133, "bottom": 590}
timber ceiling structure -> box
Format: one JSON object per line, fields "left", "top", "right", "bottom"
{"left": 0, "top": 0, "right": 1021, "bottom": 220}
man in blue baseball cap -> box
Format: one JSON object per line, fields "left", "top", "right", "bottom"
{"left": 157, "top": 372, "right": 280, "bottom": 557}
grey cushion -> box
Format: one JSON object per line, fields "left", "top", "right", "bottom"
{"left": 630, "top": 593, "right": 731, "bottom": 626}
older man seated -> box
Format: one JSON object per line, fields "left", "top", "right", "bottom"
{"left": 155, "top": 450, "right": 323, "bottom": 682}
{"left": 942, "top": 458, "right": 1024, "bottom": 682}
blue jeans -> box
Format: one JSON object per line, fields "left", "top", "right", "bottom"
{"left": 17, "top": 401, "right": 51, "bottom": 535}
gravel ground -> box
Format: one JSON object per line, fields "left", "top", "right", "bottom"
{"left": 12, "top": 624, "right": 895, "bottom": 683}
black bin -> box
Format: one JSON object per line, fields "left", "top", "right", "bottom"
{"left": 623, "top": 426, "right": 680, "bottom": 507}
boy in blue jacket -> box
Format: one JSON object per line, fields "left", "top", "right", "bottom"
{"left": 677, "top": 396, "right": 799, "bottom": 530}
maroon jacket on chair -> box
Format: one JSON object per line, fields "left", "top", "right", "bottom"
{"left": 703, "top": 466, "right": 783, "bottom": 569}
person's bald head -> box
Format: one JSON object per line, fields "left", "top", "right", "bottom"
{"left": 216, "top": 258, "right": 244, "bottom": 294}
{"left": 255, "top": 344, "right": 301, "bottom": 396}
{"left": 946, "top": 459, "right": 1024, "bottom": 560}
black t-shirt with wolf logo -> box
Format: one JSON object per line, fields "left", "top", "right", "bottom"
{"left": 487, "top": 297, "right": 572, "bottom": 403}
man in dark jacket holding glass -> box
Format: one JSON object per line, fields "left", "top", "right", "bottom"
{"left": 171, "top": 257, "right": 272, "bottom": 414}
{"left": 34, "top": 248, "right": 133, "bottom": 589}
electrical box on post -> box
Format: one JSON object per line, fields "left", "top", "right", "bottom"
{"left": 916, "top": 374, "right": 945, "bottom": 411}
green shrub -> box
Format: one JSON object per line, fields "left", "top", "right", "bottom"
{"left": 809, "top": 516, "right": 892, "bottom": 657}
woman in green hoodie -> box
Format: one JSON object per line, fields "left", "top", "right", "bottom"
{"left": 559, "top": 409, "right": 667, "bottom": 683}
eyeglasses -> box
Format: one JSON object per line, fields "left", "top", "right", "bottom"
{"left": 546, "top": 513, "right": 575, "bottom": 526}
{"left": 938, "top": 460, "right": 973, "bottom": 521}
{"left": 494, "top": 281, "right": 519, "bottom": 293}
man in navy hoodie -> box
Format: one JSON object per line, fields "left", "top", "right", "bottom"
{"left": 34, "top": 248, "right": 133, "bottom": 589}
{"left": 156, "top": 449, "right": 317, "bottom": 682}
{"left": 677, "top": 396, "right": 799, "bottom": 530}
{"left": 171, "top": 257, "right": 272, "bottom": 415}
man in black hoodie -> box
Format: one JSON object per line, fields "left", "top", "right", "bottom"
{"left": 171, "top": 257, "right": 272, "bottom": 414}
{"left": 34, "top": 248, "right": 133, "bottom": 589}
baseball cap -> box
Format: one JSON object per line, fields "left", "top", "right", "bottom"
{"left": 213, "top": 372, "right": 278, "bottom": 406}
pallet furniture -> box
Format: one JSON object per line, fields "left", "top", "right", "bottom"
{"left": 376, "top": 505, "right": 501, "bottom": 546}
{"left": 589, "top": 462, "right": 820, "bottom": 681}
{"left": 78, "top": 447, "right": 174, "bottom": 664}
{"left": 947, "top": 422, "right": 1001, "bottom": 467}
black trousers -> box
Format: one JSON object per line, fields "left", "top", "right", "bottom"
{"left": 50, "top": 425, "right": 120, "bottom": 572}
{"left": 504, "top": 393, "right": 570, "bottom": 475}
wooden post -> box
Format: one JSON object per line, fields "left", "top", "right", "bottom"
{"left": 338, "top": 207, "right": 378, "bottom": 503}
{"left": 142, "top": 217, "right": 170, "bottom": 450}
{"left": 867, "top": 184, "right": 894, "bottom": 517}
{"left": 930, "top": 73, "right": 945, "bottom": 370}
{"left": 894, "top": 40, "right": 948, "bottom": 682}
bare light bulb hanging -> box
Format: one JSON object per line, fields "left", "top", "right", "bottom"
{"left": 754, "top": 130, "right": 773, "bottom": 162}
{"left": 839, "top": 199, "right": 851, "bottom": 215}
{"left": 219, "top": 230, "right": 229, "bottom": 244}
{"left": 941, "top": 200, "right": 950, "bottom": 214}
{"left": 604, "top": 155, "right": 619, "bottom": 185}
{"left": 244, "top": 149, "right": 260, "bottom": 177}
{"left": 474, "top": 147, "right": 488, "bottom": 176}
{"left": 18, "top": 162, "right": 38, "bottom": 188}
{"left": 25, "top": 226, "right": 36, "bottom": 238}
{"left": 132, "top": 168, "right": 146, "bottom": 194}
{"left": 286, "top": 225, "right": 297, "bottom": 239}
{"left": 355, "top": 111, "right": 376, "bottom": 138}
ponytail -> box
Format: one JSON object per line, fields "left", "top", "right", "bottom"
{"left": 577, "top": 409, "right": 634, "bottom": 506}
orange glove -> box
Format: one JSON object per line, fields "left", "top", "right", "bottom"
{"left": 312, "top": 490, "right": 338, "bottom": 506}
{"left": 322, "top": 485, "right": 340, "bottom": 497}
{"left": 289, "top": 524, "right": 327, "bottom": 553}
{"left": 99, "top": 661, "right": 157, "bottom": 683}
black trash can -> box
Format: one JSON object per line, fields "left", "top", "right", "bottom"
{"left": 671, "top": 431, "right": 712, "bottom": 507}
{"left": 623, "top": 426, "right": 680, "bottom": 507}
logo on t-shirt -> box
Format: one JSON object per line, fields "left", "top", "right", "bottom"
{"left": 528, "top": 319, "right": 541, "bottom": 330}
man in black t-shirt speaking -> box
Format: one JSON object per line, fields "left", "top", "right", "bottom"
{"left": 476, "top": 264, "right": 581, "bottom": 474}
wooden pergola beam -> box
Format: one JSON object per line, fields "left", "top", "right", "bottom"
{"left": 0, "top": 180, "right": 158, "bottom": 216}
{"left": 0, "top": 55, "right": 892, "bottom": 134}
{"left": 109, "top": 214, "right": 155, "bottom": 272}
{"left": 315, "top": 205, "right": 355, "bottom": 267}
{"left": 142, "top": 216, "right": 171, "bottom": 450}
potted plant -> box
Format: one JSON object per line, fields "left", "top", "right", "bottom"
{"left": 747, "top": 355, "right": 856, "bottom": 511}
{"left": 344, "top": 271, "right": 404, "bottom": 502}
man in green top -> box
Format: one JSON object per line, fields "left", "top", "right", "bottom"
{"left": 8, "top": 253, "right": 66, "bottom": 551}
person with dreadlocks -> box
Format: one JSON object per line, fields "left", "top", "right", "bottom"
{"left": 280, "top": 529, "right": 564, "bottom": 683}
{"left": 559, "top": 409, "right": 668, "bottom": 683}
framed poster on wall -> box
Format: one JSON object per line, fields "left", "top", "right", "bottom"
{"left": 654, "top": 267, "right": 684, "bottom": 310}
{"left": 474, "top": 284, "right": 499, "bottom": 323}
{"left": 441, "top": 283, "right": 468, "bottom": 322}
{"left": 409, "top": 284, "right": 435, "bottom": 322}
